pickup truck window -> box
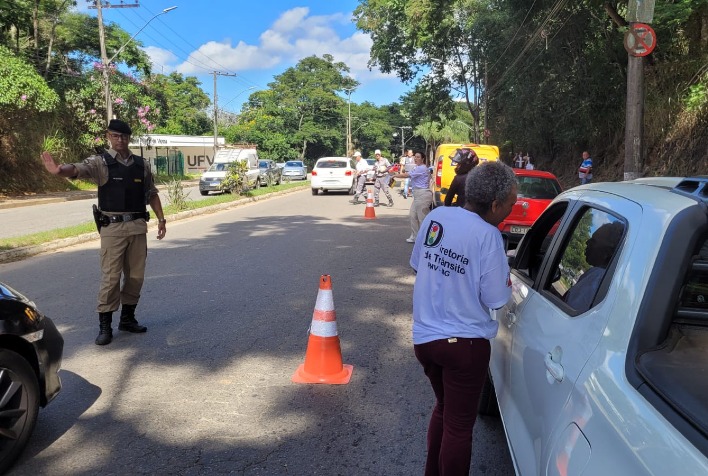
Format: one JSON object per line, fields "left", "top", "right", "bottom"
{"left": 512, "top": 202, "right": 567, "bottom": 281}
{"left": 547, "top": 208, "right": 625, "bottom": 314}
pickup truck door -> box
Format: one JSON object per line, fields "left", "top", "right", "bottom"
{"left": 504, "top": 198, "right": 637, "bottom": 475}
{"left": 493, "top": 201, "right": 570, "bottom": 469}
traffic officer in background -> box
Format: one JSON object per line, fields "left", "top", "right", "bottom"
{"left": 349, "top": 151, "right": 371, "bottom": 204}
{"left": 372, "top": 149, "right": 394, "bottom": 207}
{"left": 41, "top": 119, "right": 167, "bottom": 346}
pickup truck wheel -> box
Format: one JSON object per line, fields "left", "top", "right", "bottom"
{"left": 311, "top": 188, "right": 318, "bottom": 196}
{"left": 477, "top": 371, "right": 500, "bottom": 416}
{"left": 199, "top": 191, "right": 208, "bottom": 196}
{"left": 0, "top": 349, "right": 40, "bottom": 474}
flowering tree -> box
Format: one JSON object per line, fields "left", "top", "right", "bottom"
{"left": 64, "top": 62, "right": 160, "bottom": 149}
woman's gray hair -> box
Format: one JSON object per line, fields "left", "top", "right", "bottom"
{"left": 464, "top": 161, "right": 517, "bottom": 213}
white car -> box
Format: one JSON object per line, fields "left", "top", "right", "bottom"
{"left": 481, "top": 176, "right": 708, "bottom": 475}
{"left": 310, "top": 157, "right": 356, "bottom": 195}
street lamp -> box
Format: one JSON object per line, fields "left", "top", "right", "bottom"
{"left": 394, "top": 126, "right": 412, "bottom": 157}
{"left": 343, "top": 87, "right": 354, "bottom": 156}
{"left": 454, "top": 120, "right": 474, "bottom": 141}
{"left": 101, "top": 6, "right": 178, "bottom": 122}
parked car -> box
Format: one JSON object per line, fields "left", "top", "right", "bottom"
{"left": 199, "top": 147, "right": 260, "bottom": 195}
{"left": 0, "top": 282, "right": 63, "bottom": 473}
{"left": 311, "top": 157, "right": 356, "bottom": 195}
{"left": 258, "top": 159, "right": 283, "bottom": 187}
{"left": 281, "top": 160, "right": 308, "bottom": 181}
{"left": 480, "top": 176, "right": 708, "bottom": 475}
{"left": 499, "top": 169, "right": 563, "bottom": 248}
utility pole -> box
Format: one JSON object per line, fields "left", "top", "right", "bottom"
{"left": 396, "top": 126, "right": 412, "bottom": 157}
{"left": 483, "top": 60, "right": 489, "bottom": 145}
{"left": 212, "top": 71, "right": 237, "bottom": 155}
{"left": 622, "top": 0, "right": 656, "bottom": 181}
{"left": 88, "top": 0, "right": 140, "bottom": 124}
{"left": 343, "top": 88, "right": 354, "bottom": 156}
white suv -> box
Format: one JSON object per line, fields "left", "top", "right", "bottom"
{"left": 482, "top": 177, "right": 708, "bottom": 475}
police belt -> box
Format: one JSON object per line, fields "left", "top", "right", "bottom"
{"left": 103, "top": 212, "right": 150, "bottom": 223}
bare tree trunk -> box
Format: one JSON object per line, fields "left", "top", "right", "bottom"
{"left": 33, "top": 0, "right": 40, "bottom": 60}
{"left": 701, "top": 7, "right": 708, "bottom": 50}
{"left": 45, "top": 20, "right": 58, "bottom": 76}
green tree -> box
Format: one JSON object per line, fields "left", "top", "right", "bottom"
{"left": 149, "top": 72, "right": 211, "bottom": 135}
{"left": 225, "top": 55, "right": 358, "bottom": 163}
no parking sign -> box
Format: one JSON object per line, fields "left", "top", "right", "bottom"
{"left": 624, "top": 23, "right": 656, "bottom": 57}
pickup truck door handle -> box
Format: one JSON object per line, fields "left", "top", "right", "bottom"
{"left": 544, "top": 346, "right": 564, "bottom": 384}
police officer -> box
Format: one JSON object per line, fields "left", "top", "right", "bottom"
{"left": 349, "top": 151, "right": 370, "bottom": 204}
{"left": 41, "top": 119, "right": 167, "bottom": 346}
{"left": 372, "top": 149, "right": 394, "bottom": 207}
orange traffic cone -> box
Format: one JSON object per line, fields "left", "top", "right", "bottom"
{"left": 363, "top": 188, "right": 376, "bottom": 220}
{"left": 292, "top": 275, "right": 353, "bottom": 385}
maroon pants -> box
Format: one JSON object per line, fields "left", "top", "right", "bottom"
{"left": 414, "top": 337, "right": 491, "bottom": 476}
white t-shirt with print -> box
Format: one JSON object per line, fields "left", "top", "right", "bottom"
{"left": 409, "top": 206, "right": 511, "bottom": 344}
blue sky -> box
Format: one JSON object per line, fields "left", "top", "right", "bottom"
{"left": 79, "top": 1, "right": 415, "bottom": 114}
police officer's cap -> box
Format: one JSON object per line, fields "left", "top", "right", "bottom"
{"left": 107, "top": 119, "right": 132, "bottom": 135}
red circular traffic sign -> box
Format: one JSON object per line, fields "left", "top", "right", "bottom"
{"left": 624, "top": 23, "right": 656, "bottom": 57}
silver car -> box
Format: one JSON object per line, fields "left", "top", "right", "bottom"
{"left": 281, "top": 160, "right": 307, "bottom": 180}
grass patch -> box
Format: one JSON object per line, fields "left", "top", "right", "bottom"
{"left": 0, "top": 180, "right": 310, "bottom": 251}
{"left": 0, "top": 222, "right": 96, "bottom": 251}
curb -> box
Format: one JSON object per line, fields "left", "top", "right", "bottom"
{"left": 0, "top": 185, "right": 308, "bottom": 264}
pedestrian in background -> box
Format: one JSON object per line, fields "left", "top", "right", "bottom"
{"left": 514, "top": 152, "right": 524, "bottom": 169}
{"left": 410, "top": 161, "right": 517, "bottom": 476}
{"left": 349, "top": 151, "right": 370, "bottom": 204}
{"left": 41, "top": 119, "right": 167, "bottom": 346}
{"left": 390, "top": 151, "right": 433, "bottom": 243}
{"left": 444, "top": 148, "right": 478, "bottom": 208}
{"left": 400, "top": 149, "right": 415, "bottom": 199}
{"left": 372, "top": 149, "right": 394, "bottom": 207}
{"left": 525, "top": 156, "right": 535, "bottom": 170}
{"left": 578, "top": 151, "right": 593, "bottom": 184}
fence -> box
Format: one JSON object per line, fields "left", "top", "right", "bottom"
{"left": 153, "top": 150, "right": 185, "bottom": 176}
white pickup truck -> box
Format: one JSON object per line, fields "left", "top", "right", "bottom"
{"left": 481, "top": 176, "right": 708, "bottom": 475}
{"left": 198, "top": 146, "right": 261, "bottom": 195}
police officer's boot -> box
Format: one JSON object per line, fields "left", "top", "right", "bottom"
{"left": 95, "top": 312, "right": 113, "bottom": 346}
{"left": 118, "top": 304, "right": 147, "bottom": 333}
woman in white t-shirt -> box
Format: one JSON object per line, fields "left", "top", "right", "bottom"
{"left": 409, "top": 161, "right": 518, "bottom": 476}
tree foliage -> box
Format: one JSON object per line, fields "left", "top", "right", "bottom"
{"left": 355, "top": 0, "right": 708, "bottom": 180}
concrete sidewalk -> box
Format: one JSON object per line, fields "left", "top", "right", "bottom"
{"left": 0, "top": 190, "right": 97, "bottom": 210}
{"left": 0, "top": 179, "right": 200, "bottom": 210}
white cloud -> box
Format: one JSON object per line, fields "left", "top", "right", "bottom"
{"left": 173, "top": 7, "right": 397, "bottom": 85}
{"left": 141, "top": 46, "right": 178, "bottom": 74}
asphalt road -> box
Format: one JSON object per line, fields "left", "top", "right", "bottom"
{"left": 0, "top": 185, "right": 205, "bottom": 239}
{"left": 1, "top": 189, "right": 515, "bottom": 475}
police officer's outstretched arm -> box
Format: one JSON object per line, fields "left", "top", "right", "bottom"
{"left": 148, "top": 194, "right": 167, "bottom": 240}
{"left": 41, "top": 151, "right": 77, "bottom": 178}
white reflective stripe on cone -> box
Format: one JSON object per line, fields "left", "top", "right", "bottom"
{"left": 310, "top": 320, "right": 338, "bottom": 337}
{"left": 314, "top": 289, "right": 334, "bottom": 311}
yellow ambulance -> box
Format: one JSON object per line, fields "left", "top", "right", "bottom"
{"left": 432, "top": 143, "right": 500, "bottom": 206}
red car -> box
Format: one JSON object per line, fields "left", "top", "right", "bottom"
{"left": 499, "top": 169, "right": 562, "bottom": 248}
